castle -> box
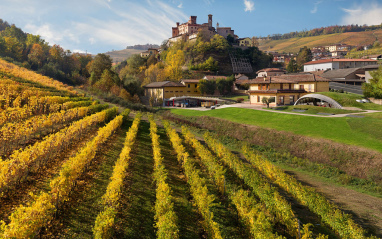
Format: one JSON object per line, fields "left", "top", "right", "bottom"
{"left": 169, "top": 14, "right": 236, "bottom": 43}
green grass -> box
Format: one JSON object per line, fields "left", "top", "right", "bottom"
{"left": 318, "top": 92, "right": 382, "bottom": 110}
{"left": 267, "top": 105, "right": 363, "bottom": 115}
{"left": 170, "top": 107, "right": 382, "bottom": 152}
{"left": 221, "top": 95, "right": 249, "bottom": 101}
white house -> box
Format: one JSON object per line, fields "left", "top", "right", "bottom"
{"left": 304, "top": 59, "right": 378, "bottom": 72}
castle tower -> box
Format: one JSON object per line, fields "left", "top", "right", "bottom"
{"left": 208, "top": 14, "right": 213, "bottom": 29}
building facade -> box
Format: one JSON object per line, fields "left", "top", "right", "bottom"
{"left": 170, "top": 14, "right": 236, "bottom": 43}
{"left": 248, "top": 74, "right": 330, "bottom": 107}
{"left": 304, "top": 59, "right": 378, "bottom": 72}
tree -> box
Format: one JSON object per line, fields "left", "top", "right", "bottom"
{"left": 216, "top": 76, "right": 234, "bottom": 95}
{"left": 251, "top": 37, "right": 259, "bottom": 47}
{"left": 94, "top": 69, "right": 115, "bottom": 91}
{"left": 28, "top": 43, "right": 45, "bottom": 68}
{"left": 226, "top": 34, "right": 235, "bottom": 44}
{"left": 165, "top": 49, "right": 185, "bottom": 81}
{"left": 363, "top": 66, "right": 382, "bottom": 98}
{"left": 287, "top": 58, "right": 299, "bottom": 73}
{"left": 262, "top": 96, "right": 275, "bottom": 108}
{"left": 89, "top": 53, "right": 112, "bottom": 82}
{"left": 198, "top": 79, "right": 216, "bottom": 95}
{"left": 296, "top": 46, "right": 312, "bottom": 71}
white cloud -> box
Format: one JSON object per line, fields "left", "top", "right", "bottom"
{"left": 244, "top": 0, "right": 254, "bottom": 12}
{"left": 0, "top": 0, "right": 188, "bottom": 53}
{"left": 204, "top": 0, "right": 214, "bottom": 5}
{"left": 311, "top": 1, "right": 323, "bottom": 14}
{"left": 341, "top": 2, "right": 382, "bottom": 26}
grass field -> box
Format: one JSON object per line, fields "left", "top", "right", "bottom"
{"left": 266, "top": 105, "right": 363, "bottom": 115}
{"left": 170, "top": 107, "right": 382, "bottom": 152}
{"left": 318, "top": 92, "right": 382, "bottom": 110}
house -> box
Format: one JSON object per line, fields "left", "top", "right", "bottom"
{"left": 144, "top": 81, "right": 187, "bottom": 100}
{"left": 303, "top": 59, "right": 378, "bottom": 72}
{"left": 331, "top": 50, "right": 348, "bottom": 57}
{"left": 256, "top": 68, "right": 286, "bottom": 77}
{"left": 248, "top": 73, "right": 330, "bottom": 107}
{"left": 237, "top": 37, "right": 252, "bottom": 47}
{"left": 179, "top": 79, "right": 201, "bottom": 95}
{"left": 328, "top": 43, "right": 351, "bottom": 53}
{"left": 140, "top": 51, "right": 151, "bottom": 57}
{"left": 367, "top": 54, "right": 382, "bottom": 60}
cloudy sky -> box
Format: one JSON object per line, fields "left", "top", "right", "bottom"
{"left": 1, "top": 0, "right": 382, "bottom": 54}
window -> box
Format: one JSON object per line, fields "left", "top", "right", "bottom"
{"left": 175, "top": 91, "right": 178, "bottom": 92}
{"left": 257, "top": 95, "right": 260, "bottom": 102}
{"left": 195, "top": 84, "right": 197, "bottom": 88}
{"left": 279, "top": 96, "right": 284, "bottom": 105}
{"left": 187, "top": 91, "right": 191, "bottom": 92}
{"left": 188, "top": 84, "right": 190, "bottom": 88}
{"left": 289, "top": 95, "right": 295, "bottom": 104}
{"left": 280, "top": 84, "right": 283, "bottom": 90}
{"left": 299, "top": 85, "right": 304, "bottom": 90}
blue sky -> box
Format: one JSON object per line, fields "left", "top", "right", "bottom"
{"left": 1, "top": 0, "right": 382, "bottom": 54}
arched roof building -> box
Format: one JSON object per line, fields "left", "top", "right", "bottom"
{"left": 294, "top": 94, "right": 342, "bottom": 109}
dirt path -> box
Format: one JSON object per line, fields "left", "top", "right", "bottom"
{"left": 287, "top": 170, "right": 382, "bottom": 237}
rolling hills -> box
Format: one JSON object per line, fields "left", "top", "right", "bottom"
{"left": 258, "top": 29, "right": 382, "bottom": 53}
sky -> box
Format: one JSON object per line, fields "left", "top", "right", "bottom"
{"left": 1, "top": 0, "right": 382, "bottom": 54}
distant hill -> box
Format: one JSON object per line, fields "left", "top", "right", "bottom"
{"left": 126, "top": 44, "right": 160, "bottom": 50}
{"left": 258, "top": 30, "right": 382, "bottom": 53}
{"left": 104, "top": 49, "right": 145, "bottom": 64}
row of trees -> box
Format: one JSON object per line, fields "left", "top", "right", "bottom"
{"left": 263, "top": 24, "right": 382, "bottom": 41}
{"left": 198, "top": 76, "right": 235, "bottom": 95}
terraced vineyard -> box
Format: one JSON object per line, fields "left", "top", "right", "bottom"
{"left": 0, "top": 61, "right": 380, "bottom": 238}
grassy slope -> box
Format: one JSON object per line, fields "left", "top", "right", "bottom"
{"left": 318, "top": 92, "right": 382, "bottom": 110}
{"left": 267, "top": 105, "right": 363, "bottom": 115}
{"left": 170, "top": 107, "right": 382, "bottom": 152}
{"left": 258, "top": 30, "right": 381, "bottom": 53}
{"left": 104, "top": 49, "right": 144, "bottom": 63}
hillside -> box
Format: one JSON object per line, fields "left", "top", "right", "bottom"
{"left": 104, "top": 48, "right": 145, "bottom": 63}
{"left": 258, "top": 29, "right": 382, "bottom": 53}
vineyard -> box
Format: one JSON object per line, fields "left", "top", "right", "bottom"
{"left": 258, "top": 30, "right": 382, "bottom": 53}
{"left": 0, "top": 60, "right": 380, "bottom": 238}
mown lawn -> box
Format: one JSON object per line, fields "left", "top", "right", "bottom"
{"left": 170, "top": 107, "right": 382, "bottom": 152}
{"left": 266, "top": 105, "right": 363, "bottom": 115}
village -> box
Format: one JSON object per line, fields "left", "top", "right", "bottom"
{"left": 142, "top": 14, "right": 381, "bottom": 110}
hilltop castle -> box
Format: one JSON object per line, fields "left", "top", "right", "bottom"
{"left": 169, "top": 14, "right": 237, "bottom": 43}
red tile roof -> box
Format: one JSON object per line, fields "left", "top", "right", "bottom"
{"left": 248, "top": 73, "right": 330, "bottom": 84}
{"left": 144, "top": 81, "right": 186, "bottom": 88}
{"left": 304, "top": 58, "right": 377, "bottom": 65}
{"left": 181, "top": 79, "right": 200, "bottom": 83}
{"left": 256, "top": 68, "right": 286, "bottom": 74}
